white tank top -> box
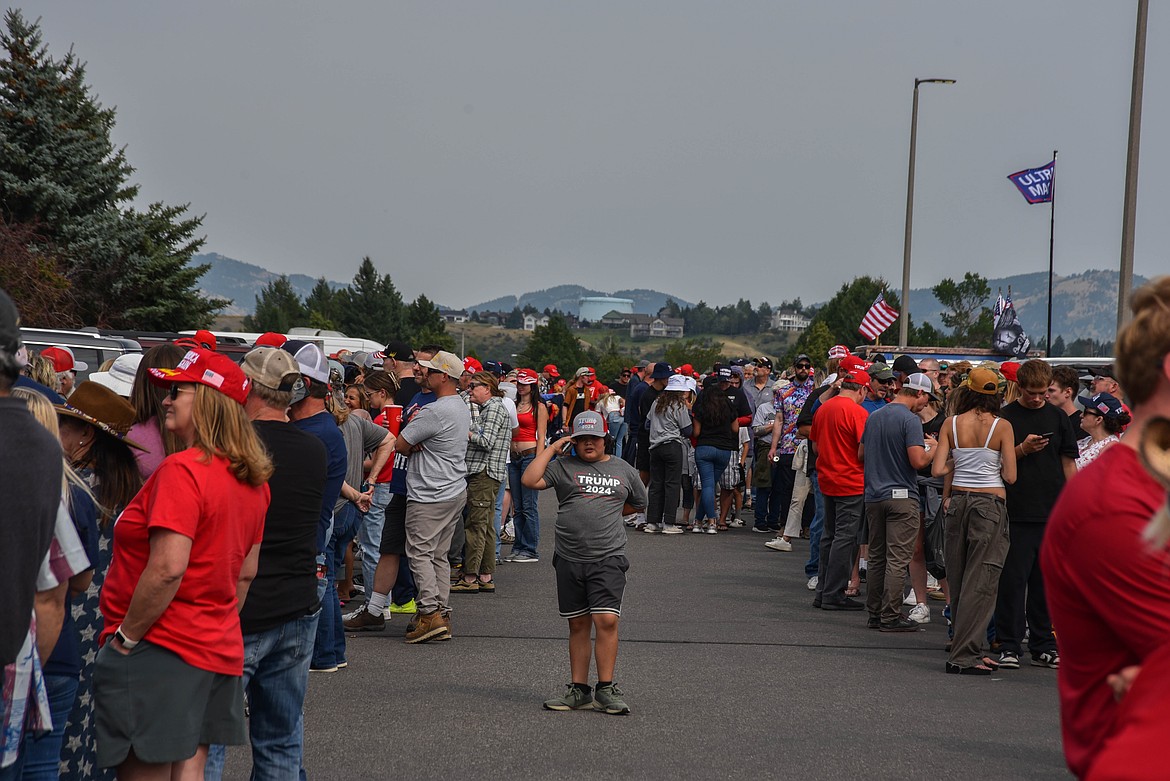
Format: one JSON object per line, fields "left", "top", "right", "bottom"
{"left": 951, "top": 416, "right": 1005, "bottom": 489}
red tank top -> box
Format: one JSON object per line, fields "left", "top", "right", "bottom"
{"left": 514, "top": 407, "right": 538, "bottom": 443}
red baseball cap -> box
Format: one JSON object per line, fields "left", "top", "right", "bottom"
{"left": 148, "top": 348, "right": 251, "bottom": 405}
{"left": 840, "top": 355, "right": 869, "bottom": 375}
{"left": 194, "top": 329, "right": 218, "bottom": 351}
{"left": 41, "top": 346, "right": 88, "bottom": 373}
{"left": 543, "top": 364, "right": 560, "bottom": 377}
{"left": 255, "top": 332, "right": 287, "bottom": 348}
{"left": 999, "top": 361, "right": 1020, "bottom": 383}
{"left": 516, "top": 368, "right": 538, "bottom": 385}
{"left": 843, "top": 369, "right": 871, "bottom": 387}
{"left": 828, "top": 344, "right": 851, "bottom": 360}
{"left": 678, "top": 363, "right": 694, "bottom": 376}
{"left": 463, "top": 356, "right": 483, "bottom": 374}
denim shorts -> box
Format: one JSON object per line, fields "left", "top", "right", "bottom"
{"left": 94, "top": 640, "right": 245, "bottom": 768}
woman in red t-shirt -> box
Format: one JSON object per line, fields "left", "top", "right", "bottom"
{"left": 94, "top": 348, "right": 273, "bottom": 779}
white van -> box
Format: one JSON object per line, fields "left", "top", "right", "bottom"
{"left": 180, "top": 328, "right": 384, "bottom": 357}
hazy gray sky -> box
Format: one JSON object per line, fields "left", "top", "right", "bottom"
{"left": 32, "top": 1, "right": 1168, "bottom": 309}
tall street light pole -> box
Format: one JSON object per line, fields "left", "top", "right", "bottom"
{"left": 1118, "top": 0, "right": 1148, "bottom": 335}
{"left": 899, "top": 77, "right": 955, "bottom": 348}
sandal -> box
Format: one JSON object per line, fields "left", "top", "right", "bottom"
{"left": 717, "top": 523, "right": 729, "bottom": 531}
{"left": 980, "top": 656, "right": 1001, "bottom": 670}
{"left": 845, "top": 586, "right": 861, "bottom": 598}
{"left": 945, "top": 662, "right": 992, "bottom": 676}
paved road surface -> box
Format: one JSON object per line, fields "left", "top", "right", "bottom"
{"left": 224, "top": 492, "right": 1068, "bottom": 780}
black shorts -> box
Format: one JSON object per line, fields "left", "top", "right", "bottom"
{"left": 552, "top": 554, "right": 629, "bottom": 618}
{"left": 94, "top": 640, "right": 245, "bottom": 767}
{"left": 379, "top": 492, "right": 408, "bottom": 555}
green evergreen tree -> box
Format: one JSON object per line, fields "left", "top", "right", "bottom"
{"left": 790, "top": 276, "right": 904, "bottom": 360}
{"left": 337, "top": 257, "right": 403, "bottom": 343}
{"left": 505, "top": 307, "right": 524, "bottom": 329}
{"left": 243, "top": 276, "right": 307, "bottom": 333}
{"left": 0, "top": 11, "right": 221, "bottom": 327}
{"left": 405, "top": 294, "right": 455, "bottom": 351}
{"left": 1051, "top": 334, "right": 1066, "bottom": 358}
{"left": 305, "top": 277, "right": 340, "bottom": 330}
{"left": 523, "top": 314, "right": 584, "bottom": 370}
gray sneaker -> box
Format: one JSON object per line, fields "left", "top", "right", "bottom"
{"left": 592, "top": 683, "right": 630, "bottom": 715}
{"left": 543, "top": 684, "right": 593, "bottom": 711}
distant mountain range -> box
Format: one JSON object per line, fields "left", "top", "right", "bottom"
{"left": 193, "top": 253, "right": 1141, "bottom": 341}
{"left": 905, "top": 268, "right": 1147, "bottom": 343}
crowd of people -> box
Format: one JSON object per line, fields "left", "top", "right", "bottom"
{"left": 2, "top": 275, "right": 1169, "bottom": 779}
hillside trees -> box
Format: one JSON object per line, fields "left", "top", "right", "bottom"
{"left": 244, "top": 276, "right": 307, "bottom": 333}
{"left": 523, "top": 314, "right": 585, "bottom": 371}
{"left": 933, "top": 272, "right": 993, "bottom": 346}
{"left": 0, "top": 11, "right": 223, "bottom": 328}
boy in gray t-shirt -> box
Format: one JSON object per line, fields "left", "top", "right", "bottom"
{"left": 522, "top": 411, "right": 647, "bottom": 716}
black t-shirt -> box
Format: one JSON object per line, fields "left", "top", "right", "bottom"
{"left": 395, "top": 375, "right": 422, "bottom": 407}
{"left": 725, "top": 386, "right": 752, "bottom": 422}
{"left": 999, "top": 401, "right": 1079, "bottom": 523}
{"left": 612, "top": 380, "right": 630, "bottom": 399}
{"left": 241, "top": 420, "right": 328, "bottom": 635}
{"left": 1068, "top": 409, "right": 1083, "bottom": 437}
{"left": 637, "top": 386, "right": 662, "bottom": 442}
{"left": 0, "top": 398, "right": 62, "bottom": 665}
{"left": 694, "top": 388, "right": 738, "bottom": 451}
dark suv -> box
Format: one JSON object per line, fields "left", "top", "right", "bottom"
{"left": 20, "top": 328, "right": 142, "bottom": 383}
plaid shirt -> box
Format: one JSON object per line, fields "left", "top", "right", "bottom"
{"left": 466, "top": 396, "right": 511, "bottom": 482}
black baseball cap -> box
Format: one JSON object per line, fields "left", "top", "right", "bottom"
{"left": 382, "top": 340, "right": 414, "bottom": 361}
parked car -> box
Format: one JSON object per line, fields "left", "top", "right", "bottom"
{"left": 20, "top": 327, "right": 142, "bottom": 382}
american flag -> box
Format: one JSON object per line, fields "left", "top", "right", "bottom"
{"left": 858, "top": 293, "right": 900, "bottom": 342}
{"left": 993, "top": 292, "right": 1006, "bottom": 323}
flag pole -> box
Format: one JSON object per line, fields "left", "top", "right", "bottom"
{"left": 1046, "top": 150, "right": 1058, "bottom": 357}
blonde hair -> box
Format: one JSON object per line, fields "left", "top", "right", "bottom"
{"left": 470, "top": 371, "right": 503, "bottom": 398}
{"left": 25, "top": 353, "right": 60, "bottom": 391}
{"left": 11, "top": 387, "right": 98, "bottom": 512}
{"left": 190, "top": 385, "right": 274, "bottom": 486}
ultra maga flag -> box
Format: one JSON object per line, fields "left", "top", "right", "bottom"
{"left": 858, "top": 293, "right": 899, "bottom": 341}
{"left": 1007, "top": 160, "right": 1055, "bottom": 204}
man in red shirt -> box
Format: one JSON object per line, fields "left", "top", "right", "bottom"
{"left": 1042, "top": 276, "right": 1170, "bottom": 778}
{"left": 809, "top": 369, "right": 870, "bottom": 611}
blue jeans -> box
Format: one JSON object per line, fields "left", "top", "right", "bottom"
{"left": 494, "top": 478, "right": 507, "bottom": 559}
{"left": 607, "top": 413, "right": 628, "bottom": 460}
{"left": 694, "top": 445, "right": 732, "bottom": 522}
{"left": 507, "top": 452, "right": 540, "bottom": 556}
{"left": 205, "top": 610, "right": 320, "bottom": 781}
{"left": 313, "top": 503, "right": 359, "bottom": 668}
{"left": 360, "top": 483, "right": 392, "bottom": 593}
{"left": 805, "top": 470, "right": 825, "bottom": 578}
{"left": 8, "top": 672, "right": 79, "bottom": 780}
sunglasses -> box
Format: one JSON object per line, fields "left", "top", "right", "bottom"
{"left": 795, "top": 363, "right": 812, "bottom": 369}
{"left": 468, "top": 381, "right": 487, "bottom": 390}
{"left": 876, "top": 378, "right": 896, "bottom": 385}
{"left": 167, "top": 384, "right": 196, "bottom": 400}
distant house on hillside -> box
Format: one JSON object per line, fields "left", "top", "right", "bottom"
{"left": 629, "top": 314, "right": 685, "bottom": 340}
{"left": 771, "top": 309, "right": 811, "bottom": 332}
{"left": 601, "top": 310, "right": 631, "bottom": 327}
{"left": 524, "top": 314, "right": 550, "bottom": 332}
{"left": 440, "top": 309, "right": 468, "bottom": 324}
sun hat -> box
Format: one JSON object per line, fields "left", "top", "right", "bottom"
{"left": 55, "top": 381, "right": 146, "bottom": 450}
{"left": 665, "top": 374, "right": 690, "bottom": 392}
{"left": 87, "top": 353, "right": 143, "bottom": 398}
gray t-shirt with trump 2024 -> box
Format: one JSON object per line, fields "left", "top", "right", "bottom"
{"left": 542, "top": 454, "right": 648, "bottom": 563}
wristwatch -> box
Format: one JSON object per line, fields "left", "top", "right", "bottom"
{"left": 114, "top": 626, "right": 139, "bottom": 649}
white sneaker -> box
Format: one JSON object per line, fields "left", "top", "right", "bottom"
{"left": 728, "top": 518, "right": 746, "bottom": 528}
{"left": 908, "top": 603, "right": 931, "bottom": 624}
{"left": 806, "top": 576, "right": 819, "bottom": 591}
{"left": 624, "top": 515, "right": 638, "bottom": 527}
{"left": 642, "top": 524, "right": 659, "bottom": 534}
{"left": 902, "top": 590, "right": 918, "bottom": 606}
{"left": 926, "top": 574, "right": 940, "bottom": 590}
{"left": 705, "top": 524, "right": 718, "bottom": 535}
{"left": 661, "top": 525, "right": 684, "bottom": 535}
{"left": 765, "top": 537, "right": 793, "bottom": 552}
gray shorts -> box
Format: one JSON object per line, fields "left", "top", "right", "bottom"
{"left": 94, "top": 640, "right": 245, "bottom": 768}
{"left": 553, "top": 554, "right": 629, "bottom": 618}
